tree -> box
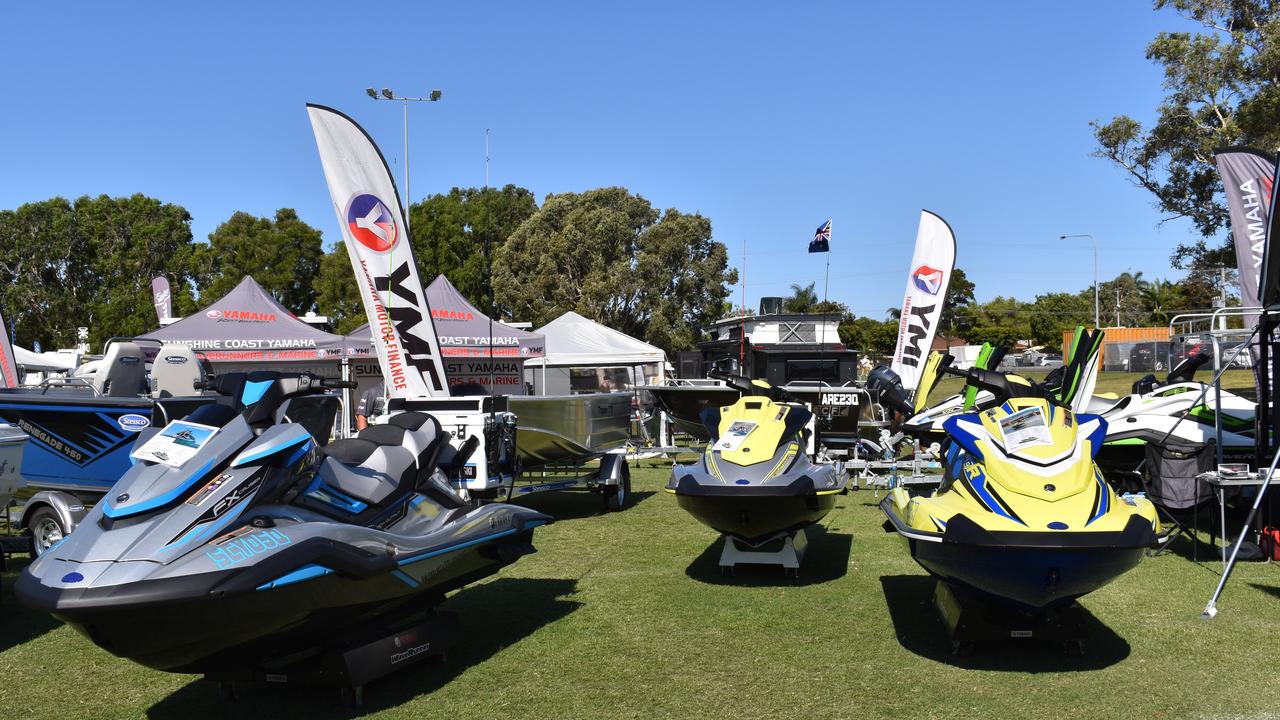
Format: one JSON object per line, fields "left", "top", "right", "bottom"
{"left": 0, "top": 194, "right": 200, "bottom": 350}
{"left": 964, "top": 296, "right": 1032, "bottom": 348}
{"left": 1092, "top": 0, "right": 1280, "bottom": 273}
{"left": 1139, "top": 277, "right": 1184, "bottom": 323}
{"left": 783, "top": 282, "right": 819, "bottom": 313}
{"left": 313, "top": 243, "right": 366, "bottom": 334}
{"left": 494, "top": 187, "right": 736, "bottom": 354}
{"left": 839, "top": 315, "right": 899, "bottom": 358}
{"left": 194, "top": 208, "right": 323, "bottom": 312}
{"left": 941, "top": 267, "right": 976, "bottom": 337}
{"left": 409, "top": 185, "right": 538, "bottom": 311}
{"left": 1028, "top": 292, "right": 1093, "bottom": 348}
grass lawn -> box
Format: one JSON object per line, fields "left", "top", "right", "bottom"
{"left": 2, "top": 460, "right": 1278, "bottom": 719}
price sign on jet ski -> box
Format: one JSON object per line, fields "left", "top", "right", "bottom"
{"left": 996, "top": 406, "right": 1052, "bottom": 450}
{"left": 130, "top": 420, "right": 219, "bottom": 467}
{"left": 716, "top": 421, "right": 757, "bottom": 452}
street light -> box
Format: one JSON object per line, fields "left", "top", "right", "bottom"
{"left": 366, "top": 86, "right": 443, "bottom": 237}
{"left": 1060, "top": 233, "right": 1100, "bottom": 329}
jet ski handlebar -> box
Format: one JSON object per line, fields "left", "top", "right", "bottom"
{"left": 941, "top": 365, "right": 1045, "bottom": 406}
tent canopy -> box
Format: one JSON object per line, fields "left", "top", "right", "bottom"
{"left": 346, "top": 275, "right": 545, "bottom": 360}
{"left": 14, "top": 346, "right": 78, "bottom": 372}
{"left": 525, "top": 311, "right": 665, "bottom": 367}
{"left": 138, "top": 276, "right": 347, "bottom": 362}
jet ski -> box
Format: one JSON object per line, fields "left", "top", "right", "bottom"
{"left": 16, "top": 370, "right": 550, "bottom": 678}
{"left": 665, "top": 378, "right": 844, "bottom": 575}
{"left": 882, "top": 365, "right": 1167, "bottom": 650}
{"left": 1089, "top": 350, "right": 1256, "bottom": 478}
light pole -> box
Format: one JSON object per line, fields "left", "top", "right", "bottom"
{"left": 1060, "top": 233, "right": 1099, "bottom": 329}
{"left": 365, "top": 87, "right": 442, "bottom": 237}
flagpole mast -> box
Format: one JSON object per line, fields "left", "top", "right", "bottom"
{"left": 739, "top": 236, "right": 746, "bottom": 373}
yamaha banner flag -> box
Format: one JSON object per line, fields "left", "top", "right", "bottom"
{"left": 809, "top": 220, "right": 831, "bottom": 253}
{"left": 151, "top": 276, "right": 173, "bottom": 322}
{"left": 307, "top": 104, "right": 449, "bottom": 398}
{"left": 1214, "top": 147, "right": 1276, "bottom": 311}
{"left": 890, "top": 210, "right": 957, "bottom": 392}
{"left": 0, "top": 307, "right": 19, "bottom": 388}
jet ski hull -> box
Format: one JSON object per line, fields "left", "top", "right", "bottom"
{"left": 882, "top": 498, "right": 1161, "bottom": 610}
{"left": 17, "top": 526, "right": 540, "bottom": 674}
{"left": 673, "top": 475, "right": 838, "bottom": 545}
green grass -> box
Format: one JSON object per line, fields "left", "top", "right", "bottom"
{"left": 2, "top": 462, "right": 1278, "bottom": 719}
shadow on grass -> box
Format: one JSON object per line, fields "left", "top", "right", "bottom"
{"left": 879, "top": 575, "right": 1131, "bottom": 671}
{"left": 684, "top": 524, "right": 852, "bottom": 586}
{"left": 512, "top": 488, "right": 656, "bottom": 521}
{"left": 1149, "top": 532, "right": 1229, "bottom": 573}
{"left": 1248, "top": 583, "right": 1280, "bottom": 600}
{"left": 0, "top": 557, "right": 61, "bottom": 653}
{"left": 146, "top": 577, "right": 581, "bottom": 719}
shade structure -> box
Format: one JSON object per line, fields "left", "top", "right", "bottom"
{"left": 138, "top": 276, "right": 347, "bottom": 363}
{"left": 523, "top": 311, "right": 666, "bottom": 395}
{"left": 345, "top": 275, "right": 545, "bottom": 395}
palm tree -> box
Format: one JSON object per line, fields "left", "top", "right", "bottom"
{"left": 783, "top": 282, "right": 819, "bottom": 313}
{"left": 1139, "top": 278, "right": 1180, "bottom": 324}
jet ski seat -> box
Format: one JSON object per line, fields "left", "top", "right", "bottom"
{"left": 314, "top": 439, "right": 417, "bottom": 508}
{"left": 356, "top": 412, "right": 459, "bottom": 506}
{"left": 94, "top": 341, "right": 148, "bottom": 397}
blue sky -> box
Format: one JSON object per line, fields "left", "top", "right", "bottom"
{"left": 0, "top": 2, "right": 1205, "bottom": 319}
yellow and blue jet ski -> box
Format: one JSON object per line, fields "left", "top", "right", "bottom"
{"left": 882, "top": 366, "right": 1168, "bottom": 645}
{"left": 666, "top": 380, "right": 844, "bottom": 575}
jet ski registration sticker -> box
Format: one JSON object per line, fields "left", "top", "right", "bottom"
{"left": 717, "top": 421, "right": 757, "bottom": 452}
{"left": 129, "top": 420, "right": 220, "bottom": 468}
{"left": 997, "top": 406, "right": 1052, "bottom": 450}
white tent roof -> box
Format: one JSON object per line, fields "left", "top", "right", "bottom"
{"left": 14, "top": 346, "right": 78, "bottom": 372}
{"left": 525, "top": 311, "right": 665, "bottom": 367}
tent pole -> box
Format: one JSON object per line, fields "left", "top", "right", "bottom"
{"left": 340, "top": 357, "right": 352, "bottom": 439}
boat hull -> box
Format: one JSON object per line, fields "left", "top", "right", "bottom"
{"left": 17, "top": 527, "right": 539, "bottom": 674}
{"left": 511, "top": 393, "right": 631, "bottom": 467}
{"left": 672, "top": 475, "right": 838, "bottom": 544}
{"left": 882, "top": 498, "right": 1160, "bottom": 610}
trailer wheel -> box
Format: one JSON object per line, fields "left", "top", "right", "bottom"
{"left": 27, "top": 506, "right": 68, "bottom": 556}
{"left": 602, "top": 461, "right": 631, "bottom": 512}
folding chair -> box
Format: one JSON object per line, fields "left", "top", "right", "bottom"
{"left": 1141, "top": 439, "right": 1218, "bottom": 558}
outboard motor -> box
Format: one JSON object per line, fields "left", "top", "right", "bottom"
{"left": 867, "top": 364, "right": 912, "bottom": 417}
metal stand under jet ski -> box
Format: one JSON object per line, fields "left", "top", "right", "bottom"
{"left": 882, "top": 365, "right": 1168, "bottom": 653}
{"left": 665, "top": 379, "right": 844, "bottom": 577}
{"left": 16, "top": 370, "right": 550, "bottom": 701}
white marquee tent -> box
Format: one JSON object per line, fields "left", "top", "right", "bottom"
{"left": 524, "top": 311, "right": 667, "bottom": 395}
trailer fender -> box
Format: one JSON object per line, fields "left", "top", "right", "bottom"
{"left": 21, "top": 490, "right": 89, "bottom": 534}
{"left": 598, "top": 454, "right": 628, "bottom": 486}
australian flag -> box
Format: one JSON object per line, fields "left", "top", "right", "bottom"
{"left": 809, "top": 219, "right": 831, "bottom": 253}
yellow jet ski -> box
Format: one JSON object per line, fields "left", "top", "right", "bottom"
{"left": 881, "top": 365, "right": 1168, "bottom": 650}
{"left": 666, "top": 380, "right": 844, "bottom": 576}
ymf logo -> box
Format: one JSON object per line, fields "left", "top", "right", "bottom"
{"left": 345, "top": 194, "right": 399, "bottom": 252}
{"left": 912, "top": 265, "right": 944, "bottom": 296}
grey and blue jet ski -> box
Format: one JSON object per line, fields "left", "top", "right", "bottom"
{"left": 16, "top": 370, "right": 550, "bottom": 675}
